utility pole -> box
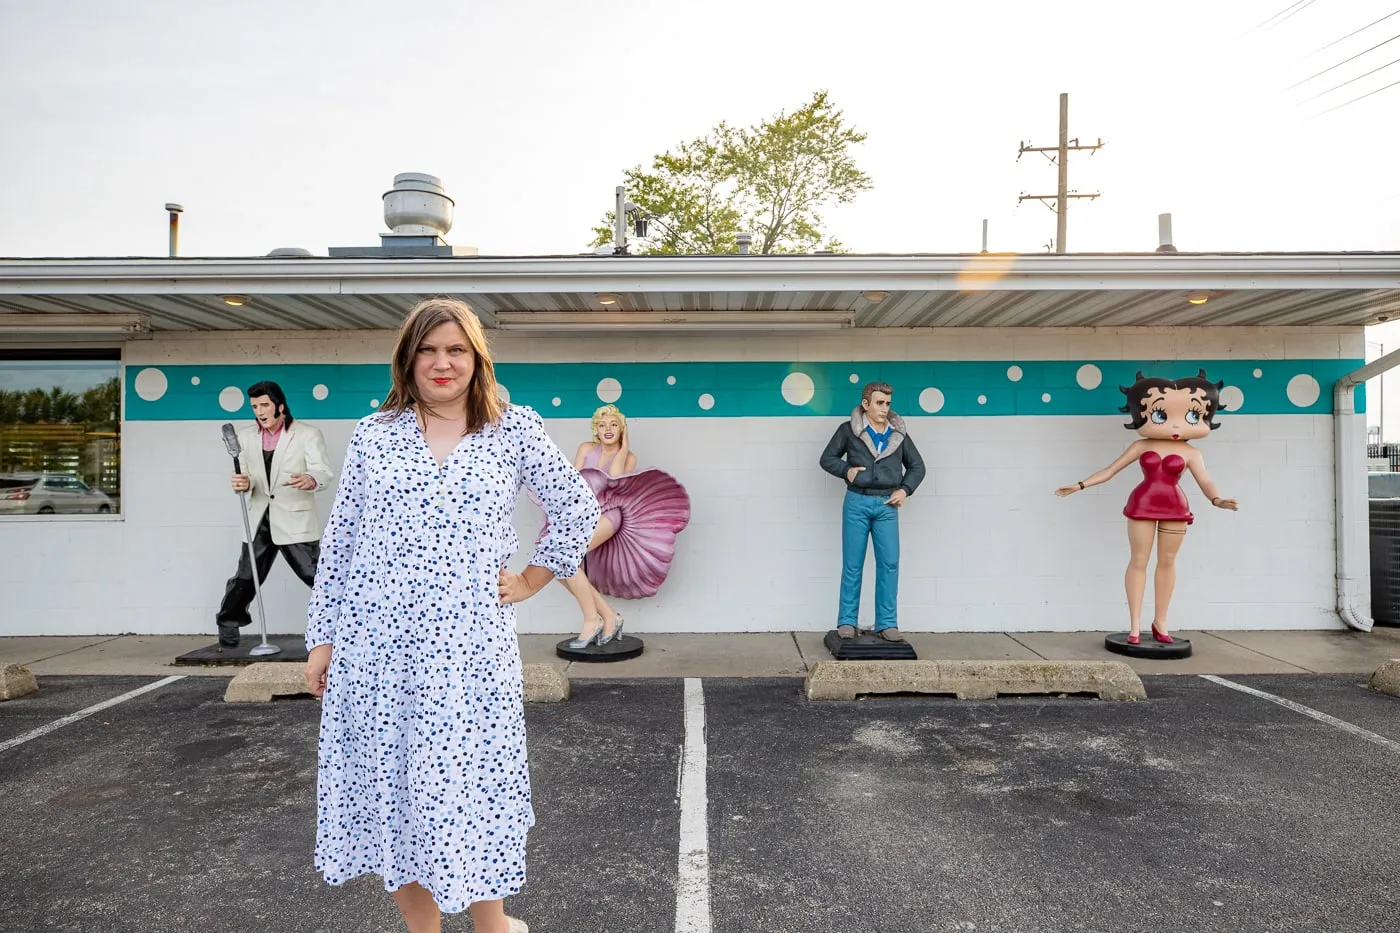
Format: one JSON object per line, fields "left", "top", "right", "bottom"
{"left": 1017, "top": 93, "right": 1103, "bottom": 253}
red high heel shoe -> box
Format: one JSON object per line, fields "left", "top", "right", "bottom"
{"left": 1151, "top": 624, "right": 1173, "bottom": 644}
{"left": 1126, "top": 633, "right": 1141, "bottom": 645}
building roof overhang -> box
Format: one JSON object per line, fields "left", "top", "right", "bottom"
{"left": 1, "top": 252, "right": 1398, "bottom": 333}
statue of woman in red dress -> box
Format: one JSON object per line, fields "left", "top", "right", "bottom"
{"left": 1055, "top": 371, "right": 1238, "bottom": 645}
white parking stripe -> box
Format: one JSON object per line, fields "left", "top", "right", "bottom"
{"left": 0, "top": 675, "right": 185, "bottom": 754}
{"left": 676, "top": 677, "right": 711, "bottom": 933}
{"left": 1200, "top": 674, "right": 1400, "bottom": 754}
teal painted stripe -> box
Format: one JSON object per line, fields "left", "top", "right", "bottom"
{"left": 123, "top": 359, "right": 1366, "bottom": 421}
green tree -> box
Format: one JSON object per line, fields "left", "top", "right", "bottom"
{"left": 592, "top": 90, "right": 872, "bottom": 255}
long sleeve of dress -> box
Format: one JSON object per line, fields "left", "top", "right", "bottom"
{"left": 305, "top": 418, "right": 370, "bottom": 649}
{"left": 517, "top": 407, "right": 600, "bottom": 579}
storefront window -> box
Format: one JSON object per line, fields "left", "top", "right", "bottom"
{"left": 0, "top": 350, "right": 121, "bottom": 517}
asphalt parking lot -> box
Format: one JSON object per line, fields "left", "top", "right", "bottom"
{"left": 1, "top": 673, "right": 1397, "bottom": 933}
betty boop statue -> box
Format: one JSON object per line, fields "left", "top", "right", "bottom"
{"left": 1055, "top": 370, "right": 1238, "bottom": 645}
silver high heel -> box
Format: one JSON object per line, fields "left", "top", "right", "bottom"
{"left": 567, "top": 616, "right": 604, "bottom": 650}
{"left": 598, "top": 613, "right": 624, "bottom": 646}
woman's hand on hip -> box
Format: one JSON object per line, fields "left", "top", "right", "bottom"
{"left": 305, "top": 644, "right": 332, "bottom": 698}
{"left": 499, "top": 569, "right": 539, "bottom": 604}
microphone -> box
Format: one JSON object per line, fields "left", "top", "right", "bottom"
{"left": 220, "top": 422, "right": 243, "bottom": 474}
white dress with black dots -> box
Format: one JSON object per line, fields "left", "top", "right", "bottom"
{"left": 305, "top": 405, "right": 600, "bottom": 912}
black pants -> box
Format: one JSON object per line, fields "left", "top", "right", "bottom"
{"left": 215, "top": 514, "right": 320, "bottom": 627}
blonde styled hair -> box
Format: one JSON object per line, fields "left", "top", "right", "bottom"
{"left": 590, "top": 404, "right": 627, "bottom": 441}
{"left": 381, "top": 298, "right": 504, "bottom": 434}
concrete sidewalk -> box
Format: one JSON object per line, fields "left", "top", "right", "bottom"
{"left": 3, "top": 628, "right": 1399, "bottom": 679}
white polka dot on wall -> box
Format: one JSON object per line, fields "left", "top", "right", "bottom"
{"left": 666, "top": 376, "right": 677, "bottom": 386}
{"left": 1253, "top": 368, "right": 1263, "bottom": 378}
{"left": 781, "top": 372, "right": 815, "bottom": 406}
{"left": 977, "top": 395, "right": 987, "bottom": 405}
{"left": 1007, "top": 365, "right": 1023, "bottom": 382}
{"left": 1219, "top": 385, "right": 1244, "bottom": 413}
{"left": 1076, "top": 364, "right": 1102, "bottom": 390}
{"left": 1286, "top": 373, "right": 1321, "bottom": 408}
{"left": 1042, "top": 393, "right": 1052, "bottom": 403}
{"left": 918, "top": 387, "right": 945, "bottom": 413}
{"left": 190, "top": 376, "right": 201, "bottom": 386}
{"left": 849, "top": 373, "right": 859, "bottom": 383}
{"left": 552, "top": 397, "right": 562, "bottom": 407}
{"left": 312, "top": 384, "right": 329, "bottom": 401}
{"left": 698, "top": 393, "right": 715, "bottom": 410}
{"left": 218, "top": 386, "right": 244, "bottom": 412}
{"left": 596, "top": 378, "right": 622, "bottom": 404}
{"left": 133, "top": 367, "right": 168, "bottom": 402}
{"left": 370, "top": 399, "right": 380, "bottom": 408}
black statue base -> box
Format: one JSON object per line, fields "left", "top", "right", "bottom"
{"left": 824, "top": 629, "right": 918, "bottom": 661}
{"left": 1104, "top": 632, "right": 1193, "bottom": 660}
{"left": 175, "top": 634, "right": 309, "bottom": 666}
{"left": 555, "top": 633, "right": 645, "bottom": 663}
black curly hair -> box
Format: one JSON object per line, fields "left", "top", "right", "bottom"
{"left": 1119, "top": 369, "right": 1225, "bottom": 431}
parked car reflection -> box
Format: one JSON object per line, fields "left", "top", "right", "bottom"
{"left": 0, "top": 473, "right": 115, "bottom": 515}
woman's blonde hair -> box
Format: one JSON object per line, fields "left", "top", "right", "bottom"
{"left": 381, "top": 298, "right": 504, "bottom": 434}
{"left": 591, "top": 404, "right": 627, "bottom": 441}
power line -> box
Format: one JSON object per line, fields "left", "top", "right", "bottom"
{"left": 1303, "top": 8, "right": 1400, "bottom": 59}
{"left": 1251, "top": 0, "right": 1312, "bottom": 33}
{"left": 1286, "top": 31, "right": 1400, "bottom": 89}
{"left": 1316, "top": 76, "right": 1400, "bottom": 115}
{"left": 1302, "top": 54, "right": 1400, "bottom": 101}
{"left": 1271, "top": 0, "right": 1322, "bottom": 30}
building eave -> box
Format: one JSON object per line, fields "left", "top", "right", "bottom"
{"left": 1, "top": 252, "right": 1398, "bottom": 331}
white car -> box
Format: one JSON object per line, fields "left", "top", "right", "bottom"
{"left": 0, "top": 473, "right": 115, "bottom": 515}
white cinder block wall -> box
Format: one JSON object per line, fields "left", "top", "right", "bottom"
{"left": 0, "top": 325, "right": 1363, "bottom": 636}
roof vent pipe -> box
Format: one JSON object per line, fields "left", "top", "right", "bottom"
{"left": 736, "top": 232, "right": 753, "bottom": 255}
{"left": 1156, "top": 212, "right": 1178, "bottom": 253}
{"left": 165, "top": 203, "right": 183, "bottom": 257}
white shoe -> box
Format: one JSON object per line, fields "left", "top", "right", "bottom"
{"left": 507, "top": 917, "right": 529, "bottom": 933}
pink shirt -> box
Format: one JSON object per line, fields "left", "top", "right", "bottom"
{"left": 261, "top": 424, "right": 283, "bottom": 452}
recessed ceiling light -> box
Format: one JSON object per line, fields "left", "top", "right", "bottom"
{"left": 1187, "top": 291, "right": 1209, "bottom": 305}
{"left": 596, "top": 293, "right": 619, "bottom": 306}
{"left": 222, "top": 295, "right": 249, "bottom": 307}
{"left": 862, "top": 290, "right": 890, "bottom": 301}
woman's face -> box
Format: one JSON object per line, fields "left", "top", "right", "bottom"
{"left": 1135, "top": 387, "right": 1212, "bottom": 441}
{"left": 413, "top": 321, "right": 476, "bottom": 409}
{"left": 595, "top": 415, "right": 623, "bottom": 444}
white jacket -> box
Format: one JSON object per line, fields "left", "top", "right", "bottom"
{"left": 234, "top": 421, "right": 335, "bottom": 545}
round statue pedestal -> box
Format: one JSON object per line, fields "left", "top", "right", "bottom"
{"left": 555, "top": 634, "right": 645, "bottom": 663}
{"left": 1104, "top": 631, "right": 1193, "bottom": 660}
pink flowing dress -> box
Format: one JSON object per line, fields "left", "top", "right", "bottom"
{"left": 534, "top": 444, "right": 691, "bottom": 599}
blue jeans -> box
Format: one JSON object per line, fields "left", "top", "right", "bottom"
{"left": 839, "top": 489, "right": 900, "bottom": 631}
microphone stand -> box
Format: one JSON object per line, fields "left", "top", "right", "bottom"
{"left": 231, "top": 450, "right": 280, "bottom": 658}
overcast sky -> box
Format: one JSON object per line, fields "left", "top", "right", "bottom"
{"left": 1, "top": 0, "right": 1396, "bottom": 259}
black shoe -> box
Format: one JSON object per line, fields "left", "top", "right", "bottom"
{"left": 217, "top": 623, "right": 241, "bottom": 648}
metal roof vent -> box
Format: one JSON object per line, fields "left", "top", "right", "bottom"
{"left": 267, "top": 247, "right": 314, "bottom": 258}
{"left": 383, "top": 173, "right": 454, "bottom": 237}
{"left": 1156, "top": 213, "right": 1178, "bottom": 253}
{"left": 326, "top": 173, "right": 476, "bottom": 258}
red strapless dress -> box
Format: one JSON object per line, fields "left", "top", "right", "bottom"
{"left": 1123, "top": 451, "right": 1194, "bottom": 524}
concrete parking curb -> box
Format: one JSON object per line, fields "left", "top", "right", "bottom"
{"left": 804, "top": 659, "right": 1147, "bottom": 701}
{"left": 223, "top": 662, "right": 572, "bottom": 703}
{"left": 1368, "top": 659, "right": 1400, "bottom": 697}
{"left": 223, "top": 663, "right": 308, "bottom": 703}
{"left": 523, "top": 664, "right": 570, "bottom": 703}
{"left": 0, "top": 664, "right": 38, "bottom": 701}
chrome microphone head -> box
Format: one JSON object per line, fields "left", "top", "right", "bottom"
{"left": 220, "top": 422, "right": 242, "bottom": 458}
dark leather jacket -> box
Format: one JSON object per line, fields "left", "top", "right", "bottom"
{"left": 818, "top": 408, "right": 926, "bottom": 496}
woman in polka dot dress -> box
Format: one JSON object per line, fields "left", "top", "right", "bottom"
{"left": 303, "top": 298, "right": 600, "bottom": 933}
